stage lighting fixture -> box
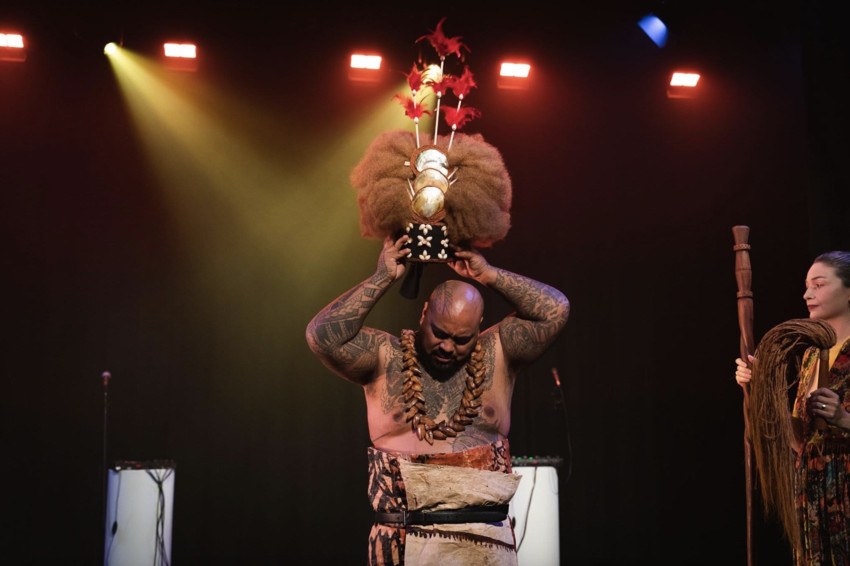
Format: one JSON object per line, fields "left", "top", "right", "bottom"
{"left": 161, "top": 42, "right": 198, "bottom": 71}
{"left": 0, "top": 32, "right": 27, "bottom": 62}
{"left": 667, "top": 71, "right": 701, "bottom": 99}
{"left": 349, "top": 53, "right": 383, "bottom": 82}
{"left": 638, "top": 13, "right": 668, "bottom": 48}
{"left": 497, "top": 61, "right": 531, "bottom": 90}
{"left": 104, "top": 42, "right": 119, "bottom": 56}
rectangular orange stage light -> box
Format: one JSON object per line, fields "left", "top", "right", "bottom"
{"left": 0, "top": 32, "right": 27, "bottom": 62}
{"left": 667, "top": 71, "right": 701, "bottom": 98}
{"left": 162, "top": 42, "right": 198, "bottom": 71}
{"left": 498, "top": 62, "right": 531, "bottom": 90}
{"left": 349, "top": 53, "right": 383, "bottom": 82}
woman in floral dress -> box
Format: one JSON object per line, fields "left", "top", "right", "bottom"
{"left": 736, "top": 251, "right": 850, "bottom": 565}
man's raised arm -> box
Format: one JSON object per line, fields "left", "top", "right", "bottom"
{"left": 449, "top": 248, "right": 570, "bottom": 367}
{"left": 305, "top": 236, "right": 409, "bottom": 385}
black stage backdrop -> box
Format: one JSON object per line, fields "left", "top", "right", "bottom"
{"left": 3, "top": 2, "right": 848, "bottom": 564}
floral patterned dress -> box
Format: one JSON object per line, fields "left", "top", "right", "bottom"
{"left": 792, "top": 338, "right": 850, "bottom": 565}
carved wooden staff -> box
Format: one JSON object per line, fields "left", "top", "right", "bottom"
{"left": 733, "top": 225, "right": 755, "bottom": 566}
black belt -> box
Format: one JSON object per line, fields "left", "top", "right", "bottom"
{"left": 375, "top": 504, "right": 509, "bottom": 526}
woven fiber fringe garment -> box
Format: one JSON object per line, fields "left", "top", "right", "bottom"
{"left": 749, "top": 318, "right": 836, "bottom": 554}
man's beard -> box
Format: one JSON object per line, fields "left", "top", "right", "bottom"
{"left": 417, "top": 343, "right": 465, "bottom": 381}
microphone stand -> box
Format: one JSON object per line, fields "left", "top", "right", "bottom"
{"left": 101, "top": 371, "right": 111, "bottom": 563}
{"left": 551, "top": 368, "right": 572, "bottom": 484}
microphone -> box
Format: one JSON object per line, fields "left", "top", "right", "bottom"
{"left": 102, "top": 371, "right": 111, "bottom": 388}
{"left": 551, "top": 367, "right": 564, "bottom": 410}
{"left": 550, "top": 368, "right": 561, "bottom": 387}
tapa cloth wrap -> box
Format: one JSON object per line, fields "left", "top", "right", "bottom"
{"left": 366, "top": 440, "right": 521, "bottom": 565}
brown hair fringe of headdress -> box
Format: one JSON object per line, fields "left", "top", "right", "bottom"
{"left": 748, "top": 318, "right": 836, "bottom": 554}
{"left": 350, "top": 130, "right": 512, "bottom": 248}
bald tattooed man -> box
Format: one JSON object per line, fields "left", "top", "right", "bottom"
{"left": 306, "top": 234, "right": 569, "bottom": 566}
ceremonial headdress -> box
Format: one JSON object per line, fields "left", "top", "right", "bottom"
{"left": 350, "top": 18, "right": 512, "bottom": 297}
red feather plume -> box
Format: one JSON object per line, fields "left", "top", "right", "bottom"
{"left": 416, "top": 17, "right": 470, "bottom": 60}
{"left": 448, "top": 67, "right": 477, "bottom": 99}
{"left": 392, "top": 94, "right": 431, "bottom": 120}
{"left": 404, "top": 63, "right": 424, "bottom": 93}
{"left": 443, "top": 106, "right": 481, "bottom": 130}
{"left": 430, "top": 75, "right": 453, "bottom": 96}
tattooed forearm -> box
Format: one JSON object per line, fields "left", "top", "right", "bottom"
{"left": 307, "top": 273, "right": 391, "bottom": 348}
{"left": 305, "top": 272, "right": 394, "bottom": 382}
{"left": 309, "top": 285, "right": 377, "bottom": 346}
{"left": 489, "top": 268, "right": 569, "bottom": 363}
{"left": 491, "top": 269, "right": 568, "bottom": 322}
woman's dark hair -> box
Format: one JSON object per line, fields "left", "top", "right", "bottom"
{"left": 814, "top": 251, "right": 850, "bottom": 288}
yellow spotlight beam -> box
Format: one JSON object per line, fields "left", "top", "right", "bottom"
{"left": 104, "top": 45, "right": 414, "bottom": 305}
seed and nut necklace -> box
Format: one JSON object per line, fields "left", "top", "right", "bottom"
{"left": 400, "top": 329, "right": 487, "bottom": 445}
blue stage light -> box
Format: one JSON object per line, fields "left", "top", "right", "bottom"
{"left": 638, "top": 14, "right": 668, "bottom": 48}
